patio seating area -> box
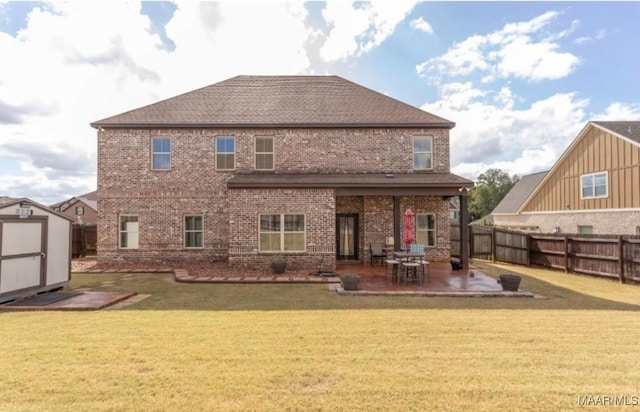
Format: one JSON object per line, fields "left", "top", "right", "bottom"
{"left": 335, "top": 261, "right": 533, "bottom": 296}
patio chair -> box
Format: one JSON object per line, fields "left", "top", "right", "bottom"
{"left": 384, "top": 259, "right": 400, "bottom": 282}
{"left": 370, "top": 243, "right": 386, "bottom": 266}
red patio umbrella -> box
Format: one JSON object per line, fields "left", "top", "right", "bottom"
{"left": 404, "top": 208, "right": 415, "bottom": 248}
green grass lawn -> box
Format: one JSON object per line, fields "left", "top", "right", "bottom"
{"left": 2, "top": 262, "right": 640, "bottom": 411}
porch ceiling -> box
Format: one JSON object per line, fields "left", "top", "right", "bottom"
{"left": 227, "top": 173, "right": 473, "bottom": 196}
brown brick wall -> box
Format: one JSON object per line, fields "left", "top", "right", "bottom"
{"left": 227, "top": 188, "right": 336, "bottom": 270}
{"left": 97, "top": 127, "right": 452, "bottom": 265}
{"left": 400, "top": 196, "right": 451, "bottom": 262}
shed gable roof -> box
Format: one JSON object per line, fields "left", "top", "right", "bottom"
{"left": 91, "top": 75, "right": 454, "bottom": 129}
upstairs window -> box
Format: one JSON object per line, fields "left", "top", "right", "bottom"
{"left": 255, "top": 136, "right": 274, "bottom": 170}
{"left": 76, "top": 206, "right": 84, "bottom": 215}
{"left": 152, "top": 137, "right": 171, "bottom": 170}
{"left": 581, "top": 172, "right": 608, "bottom": 199}
{"left": 413, "top": 136, "right": 433, "bottom": 170}
{"left": 416, "top": 213, "right": 436, "bottom": 247}
{"left": 216, "top": 137, "right": 235, "bottom": 170}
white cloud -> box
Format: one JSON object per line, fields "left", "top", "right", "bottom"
{"left": 595, "top": 102, "right": 640, "bottom": 120}
{"left": 575, "top": 28, "right": 606, "bottom": 45}
{"left": 0, "top": 1, "right": 316, "bottom": 203}
{"left": 410, "top": 17, "right": 432, "bottom": 34}
{"left": 422, "top": 83, "right": 589, "bottom": 180}
{"left": 318, "top": 0, "right": 417, "bottom": 62}
{"left": 417, "top": 10, "right": 580, "bottom": 82}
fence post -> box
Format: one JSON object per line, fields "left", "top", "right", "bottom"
{"left": 526, "top": 234, "right": 531, "bottom": 267}
{"left": 491, "top": 226, "right": 496, "bottom": 262}
{"left": 619, "top": 235, "right": 625, "bottom": 283}
{"left": 563, "top": 235, "right": 569, "bottom": 273}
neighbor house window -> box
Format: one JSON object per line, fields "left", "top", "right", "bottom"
{"left": 578, "top": 225, "right": 593, "bottom": 235}
{"left": 416, "top": 213, "right": 436, "bottom": 247}
{"left": 184, "top": 215, "right": 203, "bottom": 248}
{"left": 152, "top": 137, "right": 171, "bottom": 170}
{"left": 76, "top": 206, "right": 84, "bottom": 215}
{"left": 581, "top": 172, "right": 608, "bottom": 199}
{"left": 216, "top": 136, "right": 235, "bottom": 170}
{"left": 255, "top": 136, "right": 274, "bottom": 170}
{"left": 259, "top": 214, "right": 305, "bottom": 252}
{"left": 413, "top": 136, "right": 433, "bottom": 170}
{"left": 119, "top": 215, "right": 139, "bottom": 249}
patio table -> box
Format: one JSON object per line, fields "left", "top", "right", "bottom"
{"left": 392, "top": 251, "right": 426, "bottom": 283}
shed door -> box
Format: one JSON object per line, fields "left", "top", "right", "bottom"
{"left": 0, "top": 218, "right": 46, "bottom": 294}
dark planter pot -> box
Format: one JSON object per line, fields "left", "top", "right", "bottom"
{"left": 271, "top": 261, "right": 287, "bottom": 274}
{"left": 499, "top": 274, "right": 521, "bottom": 291}
{"left": 340, "top": 274, "right": 360, "bottom": 291}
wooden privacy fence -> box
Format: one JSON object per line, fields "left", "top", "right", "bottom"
{"left": 72, "top": 224, "right": 97, "bottom": 257}
{"left": 451, "top": 224, "right": 640, "bottom": 283}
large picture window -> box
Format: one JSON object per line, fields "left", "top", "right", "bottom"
{"left": 216, "top": 137, "right": 235, "bottom": 170}
{"left": 416, "top": 213, "right": 436, "bottom": 247}
{"left": 119, "top": 215, "right": 139, "bottom": 249}
{"left": 152, "top": 137, "right": 171, "bottom": 170}
{"left": 255, "top": 136, "right": 274, "bottom": 170}
{"left": 259, "top": 214, "right": 305, "bottom": 252}
{"left": 581, "top": 172, "right": 608, "bottom": 199}
{"left": 413, "top": 136, "right": 433, "bottom": 170}
{"left": 184, "top": 215, "right": 203, "bottom": 248}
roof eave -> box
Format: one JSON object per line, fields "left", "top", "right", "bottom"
{"left": 90, "top": 122, "right": 456, "bottom": 130}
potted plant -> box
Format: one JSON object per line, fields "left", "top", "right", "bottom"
{"left": 271, "top": 255, "right": 287, "bottom": 274}
{"left": 499, "top": 274, "right": 521, "bottom": 291}
{"left": 340, "top": 273, "right": 360, "bottom": 291}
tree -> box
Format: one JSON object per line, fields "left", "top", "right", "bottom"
{"left": 468, "top": 168, "right": 519, "bottom": 222}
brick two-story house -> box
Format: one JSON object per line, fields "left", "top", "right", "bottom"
{"left": 91, "top": 76, "right": 472, "bottom": 270}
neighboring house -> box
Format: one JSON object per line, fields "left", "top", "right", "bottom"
{"left": 491, "top": 121, "right": 640, "bottom": 234}
{"left": 90, "top": 75, "right": 473, "bottom": 270}
{"left": 50, "top": 191, "right": 98, "bottom": 225}
{"left": 490, "top": 171, "right": 548, "bottom": 231}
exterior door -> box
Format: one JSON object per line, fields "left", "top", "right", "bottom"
{"left": 0, "top": 217, "right": 46, "bottom": 295}
{"left": 336, "top": 214, "right": 358, "bottom": 260}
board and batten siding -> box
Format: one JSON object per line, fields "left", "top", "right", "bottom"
{"left": 522, "top": 125, "right": 640, "bottom": 212}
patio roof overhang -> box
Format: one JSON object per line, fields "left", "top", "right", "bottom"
{"left": 227, "top": 173, "right": 474, "bottom": 196}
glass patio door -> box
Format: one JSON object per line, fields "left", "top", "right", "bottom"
{"left": 337, "top": 214, "right": 358, "bottom": 260}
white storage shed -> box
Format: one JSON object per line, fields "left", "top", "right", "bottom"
{"left": 0, "top": 197, "right": 72, "bottom": 303}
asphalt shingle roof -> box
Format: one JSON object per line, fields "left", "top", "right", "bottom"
{"left": 491, "top": 171, "right": 548, "bottom": 214}
{"left": 227, "top": 173, "right": 473, "bottom": 188}
{"left": 591, "top": 121, "right": 640, "bottom": 145}
{"left": 91, "top": 76, "right": 454, "bottom": 128}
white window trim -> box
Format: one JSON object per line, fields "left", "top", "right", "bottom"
{"left": 184, "top": 214, "right": 204, "bottom": 249}
{"left": 254, "top": 136, "right": 275, "bottom": 171}
{"left": 151, "top": 137, "right": 171, "bottom": 171}
{"left": 416, "top": 212, "right": 437, "bottom": 247}
{"left": 577, "top": 225, "right": 594, "bottom": 235}
{"left": 216, "top": 136, "right": 236, "bottom": 171}
{"left": 258, "top": 213, "right": 306, "bottom": 253}
{"left": 412, "top": 135, "right": 433, "bottom": 170}
{"left": 76, "top": 206, "right": 84, "bottom": 215}
{"left": 580, "top": 171, "right": 608, "bottom": 200}
{"left": 119, "top": 215, "right": 139, "bottom": 249}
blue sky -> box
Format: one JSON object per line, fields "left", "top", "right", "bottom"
{"left": 0, "top": 1, "right": 639, "bottom": 204}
